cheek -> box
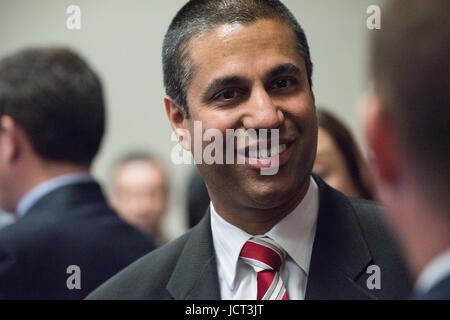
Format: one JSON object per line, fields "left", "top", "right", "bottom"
{"left": 189, "top": 109, "right": 244, "bottom": 150}
{"left": 283, "top": 93, "right": 316, "bottom": 129}
{"left": 192, "top": 107, "right": 243, "bottom": 130}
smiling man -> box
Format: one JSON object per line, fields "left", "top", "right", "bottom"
{"left": 88, "top": 0, "right": 412, "bottom": 300}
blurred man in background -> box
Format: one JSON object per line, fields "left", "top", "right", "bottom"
{"left": 0, "top": 47, "right": 156, "bottom": 299}
{"left": 363, "top": 0, "right": 450, "bottom": 299}
{"left": 110, "top": 152, "right": 169, "bottom": 244}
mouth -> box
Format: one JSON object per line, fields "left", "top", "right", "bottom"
{"left": 237, "top": 139, "right": 296, "bottom": 169}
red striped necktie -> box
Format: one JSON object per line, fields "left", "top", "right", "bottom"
{"left": 239, "top": 236, "right": 289, "bottom": 300}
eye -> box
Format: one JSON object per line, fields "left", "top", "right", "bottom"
{"left": 222, "top": 89, "right": 237, "bottom": 100}
{"left": 213, "top": 88, "right": 243, "bottom": 103}
{"left": 270, "top": 78, "right": 298, "bottom": 91}
{"left": 275, "top": 79, "right": 290, "bottom": 88}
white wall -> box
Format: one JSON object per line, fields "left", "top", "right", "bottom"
{"left": 0, "top": 0, "right": 382, "bottom": 240}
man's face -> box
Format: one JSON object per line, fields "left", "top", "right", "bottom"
{"left": 182, "top": 19, "right": 317, "bottom": 210}
{"left": 111, "top": 161, "right": 168, "bottom": 234}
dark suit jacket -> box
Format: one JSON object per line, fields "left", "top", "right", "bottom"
{"left": 412, "top": 276, "right": 450, "bottom": 300}
{"left": 87, "top": 176, "right": 413, "bottom": 300}
{"left": 0, "top": 181, "right": 156, "bottom": 299}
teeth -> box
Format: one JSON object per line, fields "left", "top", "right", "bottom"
{"left": 249, "top": 144, "right": 287, "bottom": 159}
{"left": 249, "top": 149, "right": 258, "bottom": 158}
{"left": 267, "top": 144, "right": 286, "bottom": 158}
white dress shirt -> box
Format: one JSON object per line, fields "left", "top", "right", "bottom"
{"left": 414, "top": 248, "right": 450, "bottom": 295}
{"left": 210, "top": 176, "right": 319, "bottom": 300}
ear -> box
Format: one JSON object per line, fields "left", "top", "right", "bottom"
{"left": 164, "top": 96, "right": 191, "bottom": 151}
{"left": 0, "top": 115, "right": 21, "bottom": 164}
{"left": 362, "top": 92, "right": 399, "bottom": 188}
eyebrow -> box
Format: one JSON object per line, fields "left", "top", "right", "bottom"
{"left": 201, "top": 63, "right": 302, "bottom": 103}
{"left": 264, "top": 63, "right": 301, "bottom": 82}
{"left": 201, "top": 76, "right": 247, "bottom": 103}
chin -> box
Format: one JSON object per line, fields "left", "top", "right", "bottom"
{"left": 249, "top": 193, "right": 288, "bottom": 209}
{"left": 244, "top": 176, "right": 303, "bottom": 209}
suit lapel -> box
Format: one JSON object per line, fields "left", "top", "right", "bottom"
{"left": 166, "top": 209, "right": 221, "bottom": 300}
{"left": 306, "top": 176, "right": 375, "bottom": 299}
{"left": 166, "top": 176, "right": 376, "bottom": 300}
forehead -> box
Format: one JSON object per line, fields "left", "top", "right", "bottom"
{"left": 187, "top": 18, "right": 303, "bottom": 82}
{"left": 115, "top": 161, "right": 164, "bottom": 184}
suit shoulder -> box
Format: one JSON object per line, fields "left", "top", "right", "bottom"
{"left": 0, "top": 213, "right": 50, "bottom": 253}
{"left": 87, "top": 229, "right": 192, "bottom": 299}
{"left": 88, "top": 204, "right": 157, "bottom": 248}
{"left": 346, "top": 198, "right": 400, "bottom": 253}
{"left": 347, "top": 198, "right": 392, "bottom": 244}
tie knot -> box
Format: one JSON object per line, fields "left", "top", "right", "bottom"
{"left": 239, "top": 236, "right": 286, "bottom": 272}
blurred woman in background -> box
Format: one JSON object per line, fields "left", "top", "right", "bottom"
{"left": 313, "top": 109, "right": 376, "bottom": 200}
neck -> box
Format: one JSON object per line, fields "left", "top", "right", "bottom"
{"left": 14, "top": 160, "right": 90, "bottom": 210}
{"left": 405, "top": 213, "right": 450, "bottom": 279}
{"left": 386, "top": 186, "right": 450, "bottom": 279}
{"left": 210, "top": 178, "right": 310, "bottom": 235}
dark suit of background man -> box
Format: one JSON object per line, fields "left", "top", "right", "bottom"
{"left": 89, "top": 0, "right": 412, "bottom": 300}
{"left": 0, "top": 48, "right": 156, "bottom": 299}
{"left": 363, "top": 0, "right": 450, "bottom": 300}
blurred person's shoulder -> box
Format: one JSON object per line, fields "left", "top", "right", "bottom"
{"left": 86, "top": 226, "right": 196, "bottom": 300}
{"left": 0, "top": 208, "right": 53, "bottom": 253}
{"left": 0, "top": 182, "right": 155, "bottom": 251}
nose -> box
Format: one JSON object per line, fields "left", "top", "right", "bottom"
{"left": 241, "top": 85, "right": 283, "bottom": 130}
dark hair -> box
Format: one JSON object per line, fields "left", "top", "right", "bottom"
{"left": 116, "top": 151, "right": 156, "bottom": 166}
{"left": 371, "top": 0, "right": 450, "bottom": 208}
{"left": 0, "top": 47, "right": 105, "bottom": 165}
{"left": 317, "top": 109, "right": 374, "bottom": 200}
{"left": 112, "top": 151, "right": 167, "bottom": 177}
{"left": 162, "top": 0, "right": 313, "bottom": 117}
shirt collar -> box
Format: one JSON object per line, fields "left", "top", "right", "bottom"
{"left": 16, "top": 172, "right": 93, "bottom": 218}
{"left": 266, "top": 177, "right": 319, "bottom": 274}
{"left": 414, "top": 247, "right": 450, "bottom": 295}
{"left": 210, "top": 202, "right": 252, "bottom": 291}
{"left": 210, "top": 176, "right": 319, "bottom": 291}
